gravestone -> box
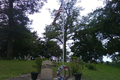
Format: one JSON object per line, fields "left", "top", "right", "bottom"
{"left": 40, "top": 60, "right": 53, "bottom": 80}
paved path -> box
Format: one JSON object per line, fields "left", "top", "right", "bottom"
{"left": 6, "top": 74, "right": 87, "bottom": 80}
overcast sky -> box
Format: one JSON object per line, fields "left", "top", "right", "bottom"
{"left": 28, "top": 0, "right": 112, "bottom": 62}
{"left": 28, "top": 0, "right": 104, "bottom": 37}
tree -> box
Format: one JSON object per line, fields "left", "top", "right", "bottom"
{"left": 0, "top": 26, "right": 8, "bottom": 58}
{"left": 37, "top": 39, "right": 62, "bottom": 58}
{"left": 0, "top": 0, "right": 47, "bottom": 59}
{"left": 71, "top": 28, "right": 105, "bottom": 62}
{"left": 13, "top": 30, "right": 40, "bottom": 58}
{"left": 0, "top": 24, "right": 42, "bottom": 58}
{"left": 44, "top": 0, "right": 82, "bottom": 62}
{"left": 87, "top": 0, "right": 120, "bottom": 57}
{"left": 45, "top": 41, "right": 62, "bottom": 58}
{"left": 73, "top": 0, "right": 120, "bottom": 61}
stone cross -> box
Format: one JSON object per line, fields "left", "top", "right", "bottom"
{"left": 40, "top": 60, "right": 53, "bottom": 80}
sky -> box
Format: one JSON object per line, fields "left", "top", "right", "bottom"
{"left": 28, "top": 0, "right": 112, "bottom": 62}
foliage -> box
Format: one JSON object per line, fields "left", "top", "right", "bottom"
{"left": 0, "top": 0, "right": 47, "bottom": 59}
{"left": 105, "top": 61, "right": 110, "bottom": 65}
{"left": 112, "top": 55, "right": 120, "bottom": 67}
{"left": 43, "top": 0, "right": 82, "bottom": 62}
{"left": 32, "top": 58, "right": 48, "bottom": 72}
{"left": 86, "top": 0, "right": 120, "bottom": 56}
{"left": 0, "top": 29, "right": 42, "bottom": 58}
{"left": 52, "top": 60, "right": 58, "bottom": 67}
{"left": 71, "top": 28, "right": 105, "bottom": 62}
{"left": 85, "top": 63, "right": 96, "bottom": 70}
{"left": 43, "top": 41, "right": 62, "bottom": 58}
{"left": 70, "top": 56, "right": 84, "bottom": 74}
{"left": 71, "top": 0, "right": 120, "bottom": 62}
{"left": 32, "top": 58, "right": 42, "bottom": 72}
{"left": 0, "top": 28, "right": 62, "bottom": 59}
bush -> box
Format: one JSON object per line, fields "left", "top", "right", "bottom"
{"left": 85, "top": 63, "right": 96, "bottom": 70}
{"left": 70, "top": 56, "right": 84, "bottom": 74}
{"left": 112, "top": 56, "right": 120, "bottom": 67}
{"left": 32, "top": 58, "right": 48, "bottom": 72}
{"left": 52, "top": 60, "right": 58, "bottom": 67}
{"left": 100, "top": 61, "right": 104, "bottom": 64}
{"left": 106, "top": 61, "right": 110, "bottom": 65}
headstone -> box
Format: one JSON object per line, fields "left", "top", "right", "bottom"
{"left": 40, "top": 60, "right": 53, "bottom": 80}
{"left": 26, "top": 54, "right": 30, "bottom": 60}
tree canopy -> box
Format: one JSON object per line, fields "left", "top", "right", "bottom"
{"left": 44, "top": 0, "right": 82, "bottom": 62}
{"left": 0, "top": 0, "right": 47, "bottom": 59}
{"left": 71, "top": 0, "right": 120, "bottom": 62}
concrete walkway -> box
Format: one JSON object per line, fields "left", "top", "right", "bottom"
{"left": 6, "top": 74, "right": 87, "bottom": 80}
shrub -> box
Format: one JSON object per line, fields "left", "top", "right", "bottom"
{"left": 52, "top": 60, "right": 58, "bottom": 67}
{"left": 85, "top": 63, "right": 96, "bottom": 70}
{"left": 112, "top": 56, "right": 120, "bottom": 67}
{"left": 70, "top": 56, "right": 84, "bottom": 74}
{"left": 106, "top": 61, "right": 110, "bottom": 65}
{"left": 32, "top": 58, "right": 48, "bottom": 72}
{"left": 100, "top": 61, "right": 104, "bottom": 64}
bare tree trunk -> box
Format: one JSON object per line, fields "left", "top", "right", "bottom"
{"left": 7, "top": 0, "right": 13, "bottom": 59}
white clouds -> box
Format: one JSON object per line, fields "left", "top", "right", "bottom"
{"left": 103, "top": 56, "right": 112, "bottom": 62}
{"left": 29, "top": 0, "right": 59, "bottom": 37}
{"left": 29, "top": 0, "right": 104, "bottom": 37}
{"left": 80, "top": 0, "right": 104, "bottom": 16}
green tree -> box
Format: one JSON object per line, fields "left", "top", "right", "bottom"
{"left": 87, "top": 0, "right": 120, "bottom": 57}
{"left": 13, "top": 30, "right": 40, "bottom": 58}
{"left": 0, "top": 26, "right": 8, "bottom": 58}
{"left": 0, "top": 0, "right": 47, "bottom": 59}
{"left": 43, "top": 40, "right": 62, "bottom": 58}
{"left": 0, "top": 25, "right": 42, "bottom": 58}
{"left": 71, "top": 28, "right": 105, "bottom": 62}
{"left": 44, "top": 0, "right": 82, "bottom": 62}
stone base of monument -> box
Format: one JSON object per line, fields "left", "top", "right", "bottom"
{"left": 31, "top": 72, "right": 39, "bottom": 80}
{"left": 40, "top": 60, "right": 53, "bottom": 80}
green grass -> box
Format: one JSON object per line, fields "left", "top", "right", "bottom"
{"left": 82, "top": 64, "right": 120, "bottom": 80}
{"left": 0, "top": 60, "right": 120, "bottom": 80}
{"left": 0, "top": 60, "right": 36, "bottom": 80}
{"left": 54, "top": 62, "right": 120, "bottom": 80}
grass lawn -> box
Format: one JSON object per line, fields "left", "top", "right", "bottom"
{"left": 82, "top": 64, "right": 120, "bottom": 80}
{"left": 0, "top": 60, "right": 36, "bottom": 80}
{"left": 54, "top": 62, "right": 120, "bottom": 80}
{"left": 0, "top": 60, "right": 120, "bottom": 80}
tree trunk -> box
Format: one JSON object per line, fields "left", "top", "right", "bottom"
{"left": 7, "top": 0, "right": 13, "bottom": 59}
{"left": 7, "top": 36, "right": 13, "bottom": 59}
